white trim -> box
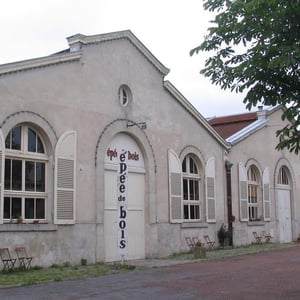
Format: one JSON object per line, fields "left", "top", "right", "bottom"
{"left": 0, "top": 52, "right": 82, "bottom": 76}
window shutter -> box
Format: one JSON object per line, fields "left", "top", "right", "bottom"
{"left": 205, "top": 157, "right": 216, "bottom": 222}
{"left": 168, "top": 149, "right": 182, "bottom": 223}
{"left": 238, "top": 163, "right": 249, "bottom": 221}
{"left": 263, "top": 167, "right": 271, "bottom": 221}
{"left": 54, "top": 131, "right": 77, "bottom": 224}
{"left": 0, "top": 130, "right": 4, "bottom": 224}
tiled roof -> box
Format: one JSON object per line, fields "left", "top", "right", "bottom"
{"left": 208, "top": 112, "right": 257, "bottom": 139}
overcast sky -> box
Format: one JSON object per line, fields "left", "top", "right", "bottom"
{"left": 0, "top": 0, "right": 250, "bottom": 118}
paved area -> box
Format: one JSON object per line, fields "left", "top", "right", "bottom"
{"left": 1, "top": 245, "right": 300, "bottom": 299}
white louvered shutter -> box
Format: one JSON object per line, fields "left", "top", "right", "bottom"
{"left": 54, "top": 131, "right": 77, "bottom": 224}
{"left": 0, "top": 130, "right": 4, "bottom": 224}
{"left": 238, "top": 163, "right": 249, "bottom": 221}
{"left": 168, "top": 149, "right": 182, "bottom": 223}
{"left": 205, "top": 157, "right": 216, "bottom": 222}
{"left": 263, "top": 167, "right": 271, "bottom": 221}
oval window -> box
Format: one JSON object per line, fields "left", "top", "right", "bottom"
{"left": 119, "top": 85, "right": 132, "bottom": 107}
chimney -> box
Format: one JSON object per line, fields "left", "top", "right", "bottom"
{"left": 257, "top": 106, "right": 266, "bottom": 120}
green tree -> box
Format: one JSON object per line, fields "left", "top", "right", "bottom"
{"left": 191, "top": 0, "right": 300, "bottom": 153}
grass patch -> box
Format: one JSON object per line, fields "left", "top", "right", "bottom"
{"left": 168, "top": 242, "right": 297, "bottom": 261}
{"left": 0, "top": 262, "right": 132, "bottom": 287}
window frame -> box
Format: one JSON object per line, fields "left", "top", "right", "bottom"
{"left": 182, "top": 154, "right": 201, "bottom": 222}
{"left": 247, "top": 165, "right": 261, "bottom": 221}
{"left": 3, "top": 125, "right": 48, "bottom": 222}
{"left": 118, "top": 85, "right": 132, "bottom": 107}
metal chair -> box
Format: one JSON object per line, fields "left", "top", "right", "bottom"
{"left": 204, "top": 235, "right": 215, "bottom": 250}
{"left": 15, "top": 247, "right": 33, "bottom": 269}
{"left": 0, "top": 248, "right": 17, "bottom": 271}
{"left": 252, "top": 232, "right": 263, "bottom": 244}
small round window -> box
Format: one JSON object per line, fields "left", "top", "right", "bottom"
{"left": 119, "top": 85, "right": 132, "bottom": 107}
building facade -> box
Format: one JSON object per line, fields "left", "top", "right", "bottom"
{"left": 209, "top": 107, "right": 300, "bottom": 246}
{"left": 0, "top": 31, "right": 231, "bottom": 266}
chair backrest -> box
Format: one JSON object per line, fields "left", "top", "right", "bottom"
{"left": 0, "top": 248, "right": 11, "bottom": 260}
{"left": 192, "top": 237, "right": 200, "bottom": 244}
{"left": 204, "top": 235, "right": 211, "bottom": 243}
{"left": 15, "top": 247, "right": 27, "bottom": 259}
{"left": 185, "top": 237, "right": 194, "bottom": 247}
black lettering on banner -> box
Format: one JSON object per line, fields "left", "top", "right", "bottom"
{"left": 119, "top": 162, "right": 127, "bottom": 174}
{"left": 119, "top": 206, "right": 126, "bottom": 219}
{"left": 119, "top": 174, "right": 126, "bottom": 183}
{"left": 119, "top": 184, "right": 125, "bottom": 193}
{"left": 119, "top": 240, "right": 126, "bottom": 249}
{"left": 119, "top": 220, "right": 126, "bottom": 229}
{"left": 118, "top": 149, "right": 128, "bottom": 256}
{"left": 118, "top": 195, "right": 125, "bottom": 202}
{"left": 121, "top": 230, "right": 125, "bottom": 239}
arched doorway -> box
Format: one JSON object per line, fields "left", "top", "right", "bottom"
{"left": 276, "top": 166, "right": 292, "bottom": 243}
{"left": 104, "top": 133, "right": 145, "bottom": 262}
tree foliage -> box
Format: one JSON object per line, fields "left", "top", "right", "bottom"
{"left": 191, "top": 0, "right": 300, "bottom": 153}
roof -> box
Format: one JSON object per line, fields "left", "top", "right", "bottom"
{"left": 0, "top": 30, "right": 170, "bottom": 77}
{"left": 207, "top": 107, "right": 285, "bottom": 145}
{"left": 208, "top": 112, "right": 258, "bottom": 139}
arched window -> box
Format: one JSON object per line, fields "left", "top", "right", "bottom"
{"left": 4, "top": 124, "right": 47, "bottom": 221}
{"left": 247, "top": 165, "right": 260, "bottom": 221}
{"left": 182, "top": 154, "right": 201, "bottom": 221}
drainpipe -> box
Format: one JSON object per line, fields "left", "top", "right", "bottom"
{"left": 225, "top": 160, "right": 234, "bottom": 247}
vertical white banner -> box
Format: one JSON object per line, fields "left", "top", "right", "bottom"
{"left": 117, "top": 149, "right": 128, "bottom": 258}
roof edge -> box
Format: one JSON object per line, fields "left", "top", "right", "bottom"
{"left": 0, "top": 52, "right": 82, "bottom": 76}
{"left": 67, "top": 30, "right": 170, "bottom": 76}
{"left": 164, "top": 80, "right": 230, "bottom": 150}
{"left": 226, "top": 118, "right": 268, "bottom": 144}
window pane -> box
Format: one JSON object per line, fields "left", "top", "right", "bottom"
{"left": 183, "top": 205, "right": 189, "bottom": 219}
{"left": 183, "top": 179, "right": 188, "bottom": 200}
{"left": 36, "top": 162, "right": 45, "bottom": 192}
{"left": 4, "top": 159, "right": 11, "bottom": 190}
{"left": 190, "top": 205, "right": 195, "bottom": 219}
{"left": 25, "top": 161, "right": 35, "bottom": 191}
{"left": 195, "top": 205, "right": 200, "bottom": 219}
{"left": 4, "top": 197, "right": 11, "bottom": 219}
{"left": 189, "top": 157, "right": 198, "bottom": 174}
{"left": 195, "top": 181, "right": 199, "bottom": 200}
{"left": 28, "top": 128, "right": 36, "bottom": 152}
{"left": 182, "top": 157, "right": 186, "bottom": 173}
{"left": 25, "top": 198, "right": 34, "bottom": 219}
{"left": 12, "top": 160, "right": 22, "bottom": 190}
{"left": 36, "top": 198, "right": 45, "bottom": 219}
{"left": 12, "top": 197, "right": 21, "bottom": 218}
{"left": 12, "top": 127, "right": 21, "bottom": 150}
{"left": 189, "top": 180, "right": 195, "bottom": 200}
{"left": 6, "top": 126, "right": 22, "bottom": 150}
{"left": 122, "top": 89, "right": 128, "bottom": 105}
{"left": 37, "top": 136, "right": 44, "bottom": 153}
